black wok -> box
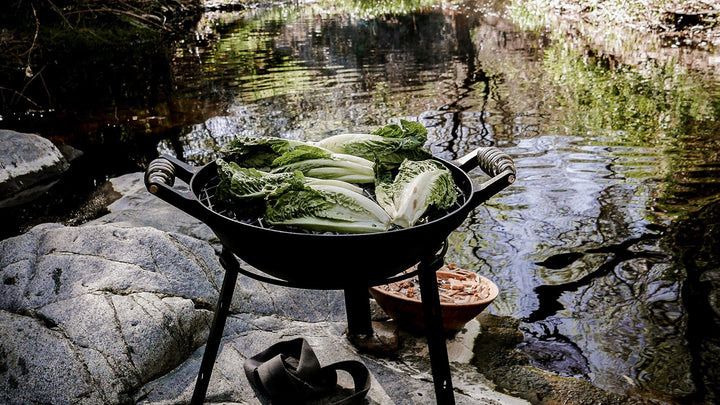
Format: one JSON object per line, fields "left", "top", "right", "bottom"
{"left": 144, "top": 146, "right": 515, "bottom": 289}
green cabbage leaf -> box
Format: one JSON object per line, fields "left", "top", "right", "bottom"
{"left": 215, "top": 158, "right": 363, "bottom": 200}
{"left": 214, "top": 159, "right": 390, "bottom": 233}
{"left": 264, "top": 184, "right": 392, "bottom": 233}
{"left": 315, "top": 119, "right": 432, "bottom": 167}
{"left": 216, "top": 159, "right": 304, "bottom": 200}
{"left": 375, "top": 159, "right": 457, "bottom": 228}
{"left": 220, "top": 136, "right": 374, "bottom": 183}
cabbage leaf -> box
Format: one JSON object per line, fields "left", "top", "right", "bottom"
{"left": 375, "top": 159, "right": 457, "bottom": 228}
{"left": 216, "top": 159, "right": 304, "bottom": 200}
{"left": 214, "top": 158, "right": 390, "bottom": 233}
{"left": 221, "top": 136, "right": 375, "bottom": 183}
{"left": 264, "top": 184, "right": 392, "bottom": 233}
{"left": 315, "top": 120, "right": 432, "bottom": 167}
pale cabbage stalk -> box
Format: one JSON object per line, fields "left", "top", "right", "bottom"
{"left": 315, "top": 119, "right": 432, "bottom": 167}
{"left": 220, "top": 136, "right": 375, "bottom": 183}
{"left": 264, "top": 184, "right": 392, "bottom": 233}
{"left": 216, "top": 159, "right": 363, "bottom": 199}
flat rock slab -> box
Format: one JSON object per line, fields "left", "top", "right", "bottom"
{"left": 0, "top": 223, "right": 221, "bottom": 404}
{"left": 136, "top": 315, "right": 520, "bottom": 405}
{"left": 0, "top": 223, "right": 223, "bottom": 311}
{"left": 0, "top": 129, "right": 70, "bottom": 208}
{"left": 87, "top": 172, "right": 218, "bottom": 244}
{"left": 86, "top": 173, "right": 350, "bottom": 322}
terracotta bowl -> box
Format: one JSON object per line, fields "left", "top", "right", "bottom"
{"left": 369, "top": 265, "right": 499, "bottom": 334}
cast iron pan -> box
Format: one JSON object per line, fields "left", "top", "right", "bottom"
{"left": 145, "top": 145, "right": 515, "bottom": 288}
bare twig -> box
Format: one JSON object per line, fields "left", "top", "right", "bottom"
{"left": 38, "top": 70, "right": 51, "bottom": 106}
{"left": 0, "top": 86, "right": 40, "bottom": 107}
{"left": 63, "top": 7, "right": 172, "bottom": 32}
{"left": 16, "top": 64, "right": 46, "bottom": 105}
{"left": 42, "top": 0, "right": 74, "bottom": 28}
{"left": 20, "top": 4, "right": 40, "bottom": 67}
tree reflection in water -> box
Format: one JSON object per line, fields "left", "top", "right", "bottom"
{"left": 673, "top": 200, "right": 720, "bottom": 404}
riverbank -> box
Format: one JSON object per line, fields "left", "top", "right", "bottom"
{"left": 1, "top": 129, "right": 682, "bottom": 404}
{"left": 516, "top": 0, "right": 720, "bottom": 48}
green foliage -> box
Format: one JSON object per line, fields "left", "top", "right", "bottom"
{"left": 324, "top": 0, "right": 439, "bottom": 19}
{"left": 509, "top": 0, "right": 671, "bottom": 31}
{"left": 542, "top": 43, "right": 719, "bottom": 145}
{"left": 2, "top": 0, "right": 193, "bottom": 48}
{"left": 0, "top": 0, "right": 199, "bottom": 115}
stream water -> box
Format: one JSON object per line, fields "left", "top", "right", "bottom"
{"left": 2, "top": 0, "right": 720, "bottom": 403}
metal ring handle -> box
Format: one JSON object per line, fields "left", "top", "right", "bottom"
{"left": 143, "top": 156, "right": 210, "bottom": 224}
{"left": 476, "top": 147, "right": 516, "bottom": 181}
{"left": 145, "top": 157, "right": 176, "bottom": 194}
{"left": 464, "top": 147, "right": 516, "bottom": 210}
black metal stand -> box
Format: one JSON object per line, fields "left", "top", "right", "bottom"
{"left": 344, "top": 287, "right": 374, "bottom": 336}
{"left": 190, "top": 244, "right": 455, "bottom": 405}
{"left": 190, "top": 247, "right": 239, "bottom": 405}
{"left": 417, "top": 257, "right": 455, "bottom": 404}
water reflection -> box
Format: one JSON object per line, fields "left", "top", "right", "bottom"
{"left": 159, "top": 0, "right": 496, "bottom": 163}
{"left": 463, "top": 133, "right": 703, "bottom": 399}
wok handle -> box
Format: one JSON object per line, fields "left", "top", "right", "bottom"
{"left": 454, "top": 147, "right": 515, "bottom": 177}
{"left": 144, "top": 156, "right": 209, "bottom": 221}
{"left": 455, "top": 147, "right": 516, "bottom": 209}
{"left": 145, "top": 155, "right": 197, "bottom": 187}
{"left": 475, "top": 147, "right": 516, "bottom": 179}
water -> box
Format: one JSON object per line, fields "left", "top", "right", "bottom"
{"left": 2, "top": 0, "right": 720, "bottom": 403}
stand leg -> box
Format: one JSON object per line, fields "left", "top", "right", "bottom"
{"left": 344, "top": 287, "right": 373, "bottom": 335}
{"left": 190, "top": 247, "right": 239, "bottom": 405}
{"left": 417, "top": 260, "right": 455, "bottom": 405}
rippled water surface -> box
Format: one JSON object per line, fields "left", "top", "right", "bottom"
{"left": 4, "top": 0, "right": 720, "bottom": 403}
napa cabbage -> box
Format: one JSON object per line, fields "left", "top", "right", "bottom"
{"left": 216, "top": 159, "right": 363, "bottom": 200}
{"left": 315, "top": 120, "right": 433, "bottom": 167}
{"left": 220, "top": 136, "right": 375, "bottom": 183}
{"left": 375, "top": 159, "right": 457, "bottom": 228}
{"left": 264, "top": 184, "right": 392, "bottom": 233}
{"left": 214, "top": 158, "right": 390, "bottom": 233}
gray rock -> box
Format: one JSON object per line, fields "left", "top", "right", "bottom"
{"left": 0, "top": 309, "right": 104, "bottom": 405}
{"left": 135, "top": 315, "right": 397, "bottom": 404}
{"left": 0, "top": 129, "right": 70, "bottom": 208}
{"left": 88, "top": 173, "right": 348, "bottom": 322}
{"left": 137, "top": 315, "right": 520, "bottom": 405}
{"left": 37, "top": 292, "right": 212, "bottom": 404}
{"left": 0, "top": 291, "right": 212, "bottom": 405}
{"left": 0, "top": 223, "right": 224, "bottom": 312}
{"left": 0, "top": 223, "right": 223, "bottom": 403}
{"left": 58, "top": 143, "right": 84, "bottom": 162}
{"left": 86, "top": 173, "right": 218, "bottom": 244}
{"left": 229, "top": 274, "right": 347, "bottom": 322}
